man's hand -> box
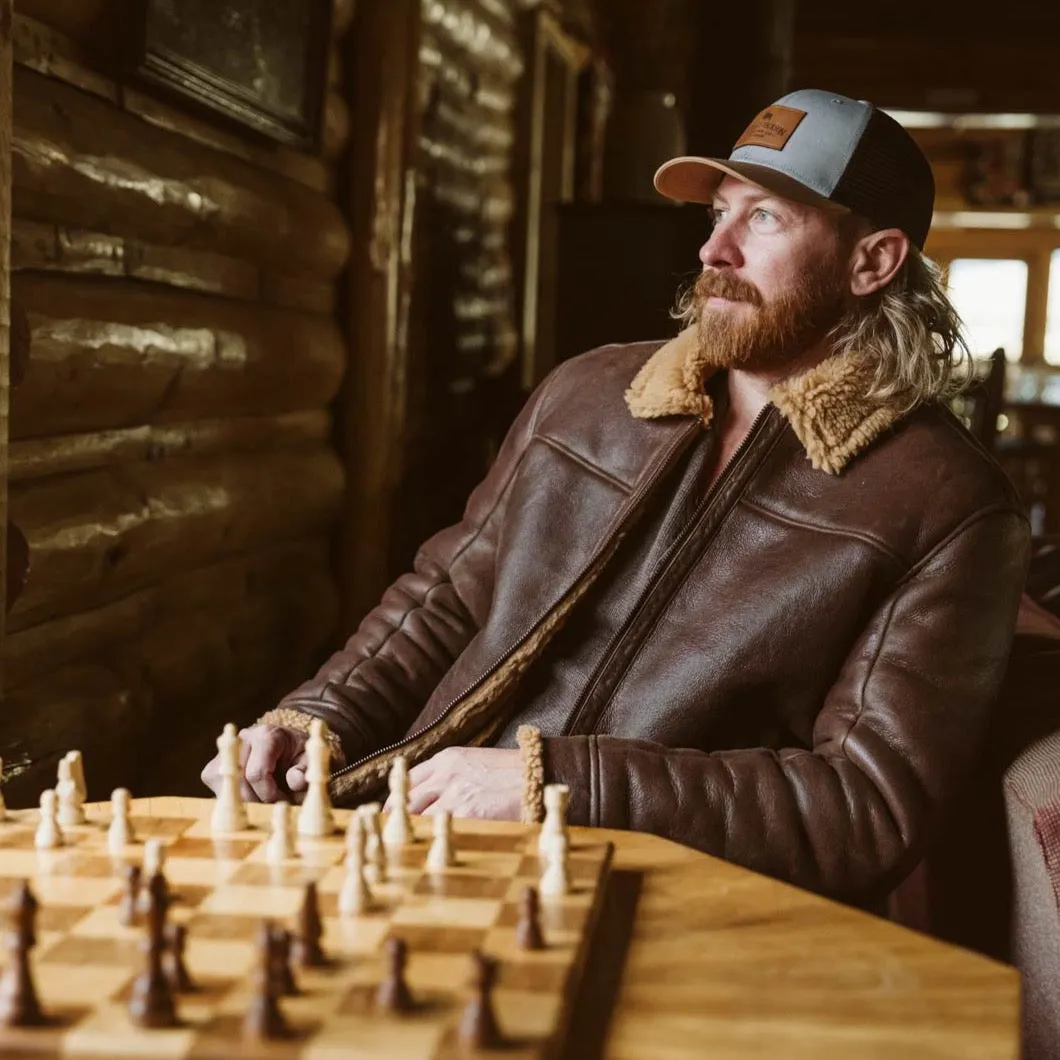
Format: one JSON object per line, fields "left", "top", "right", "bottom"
{"left": 200, "top": 724, "right": 310, "bottom": 803}
{"left": 388, "top": 747, "right": 523, "bottom": 820}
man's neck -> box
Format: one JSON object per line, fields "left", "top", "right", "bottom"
{"left": 725, "top": 341, "right": 833, "bottom": 428}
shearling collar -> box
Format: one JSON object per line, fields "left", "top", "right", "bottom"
{"left": 624, "top": 326, "right": 909, "bottom": 475}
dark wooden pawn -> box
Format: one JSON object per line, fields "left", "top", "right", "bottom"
{"left": 515, "top": 886, "right": 545, "bottom": 951}
{"left": 127, "top": 874, "right": 178, "bottom": 1028}
{"left": 458, "top": 950, "right": 503, "bottom": 1049}
{"left": 267, "top": 924, "right": 297, "bottom": 997}
{"left": 290, "top": 882, "right": 326, "bottom": 969}
{"left": 375, "top": 937, "right": 414, "bottom": 1013}
{"left": 0, "top": 882, "right": 46, "bottom": 1027}
{"left": 243, "top": 922, "right": 288, "bottom": 1041}
{"left": 163, "top": 922, "right": 194, "bottom": 992}
{"left": 118, "top": 864, "right": 141, "bottom": 928}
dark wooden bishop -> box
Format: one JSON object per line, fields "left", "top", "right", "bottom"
{"left": 515, "top": 886, "right": 545, "bottom": 950}
{"left": 243, "top": 921, "right": 288, "bottom": 1041}
{"left": 127, "top": 872, "right": 178, "bottom": 1028}
{"left": 0, "top": 881, "right": 46, "bottom": 1027}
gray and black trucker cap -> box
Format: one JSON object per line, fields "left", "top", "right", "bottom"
{"left": 654, "top": 89, "right": 935, "bottom": 249}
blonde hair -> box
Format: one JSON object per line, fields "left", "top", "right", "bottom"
{"left": 827, "top": 247, "right": 971, "bottom": 410}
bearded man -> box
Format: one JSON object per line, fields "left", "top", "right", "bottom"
{"left": 203, "top": 90, "right": 1030, "bottom": 907}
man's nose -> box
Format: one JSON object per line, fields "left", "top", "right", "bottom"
{"left": 699, "top": 221, "right": 744, "bottom": 270}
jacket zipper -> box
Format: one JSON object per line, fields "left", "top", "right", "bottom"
{"left": 328, "top": 420, "right": 702, "bottom": 783}
{"left": 562, "top": 403, "right": 777, "bottom": 737}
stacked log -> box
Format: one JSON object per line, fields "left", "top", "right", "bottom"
{"left": 0, "top": 3, "right": 356, "bottom": 801}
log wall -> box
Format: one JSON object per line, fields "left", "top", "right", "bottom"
{"left": 0, "top": 1, "right": 355, "bottom": 801}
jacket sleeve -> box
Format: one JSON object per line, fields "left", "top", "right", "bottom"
{"left": 537, "top": 507, "right": 1031, "bottom": 903}
{"left": 259, "top": 372, "right": 555, "bottom": 765}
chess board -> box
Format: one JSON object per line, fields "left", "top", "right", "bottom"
{"left": 0, "top": 797, "right": 613, "bottom": 1059}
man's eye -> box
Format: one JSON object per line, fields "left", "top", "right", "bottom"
{"left": 752, "top": 208, "right": 775, "bottom": 223}
{"left": 709, "top": 207, "right": 726, "bottom": 225}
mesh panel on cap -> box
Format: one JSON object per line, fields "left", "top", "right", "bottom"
{"left": 830, "top": 109, "right": 935, "bottom": 249}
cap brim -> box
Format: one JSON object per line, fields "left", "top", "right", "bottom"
{"left": 654, "top": 157, "right": 849, "bottom": 214}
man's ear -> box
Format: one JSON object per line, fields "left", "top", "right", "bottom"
{"left": 848, "top": 228, "right": 910, "bottom": 297}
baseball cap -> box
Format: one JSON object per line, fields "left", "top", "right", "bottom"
{"left": 654, "top": 89, "right": 935, "bottom": 249}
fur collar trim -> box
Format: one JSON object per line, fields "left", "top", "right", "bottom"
{"left": 624, "top": 327, "right": 909, "bottom": 474}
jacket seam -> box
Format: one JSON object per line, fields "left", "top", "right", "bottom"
{"left": 538, "top": 435, "right": 634, "bottom": 494}
{"left": 740, "top": 497, "right": 909, "bottom": 569}
{"left": 590, "top": 735, "right": 600, "bottom": 827}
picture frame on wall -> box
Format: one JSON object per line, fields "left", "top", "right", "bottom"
{"left": 133, "top": 0, "right": 334, "bottom": 151}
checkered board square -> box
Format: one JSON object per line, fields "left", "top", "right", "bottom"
{"left": 0, "top": 797, "right": 613, "bottom": 1058}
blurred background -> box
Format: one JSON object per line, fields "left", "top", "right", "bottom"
{"left": 2, "top": 0, "right": 1059, "bottom": 798}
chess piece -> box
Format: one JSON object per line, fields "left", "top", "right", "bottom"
{"left": 64, "top": 750, "right": 87, "bottom": 803}
{"left": 210, "top": 723, "right": 249, "bottom": 835}
{"left": 107, "top": 788, "right": 136, "bottom": 853}
{"left": 338, "top": 815, "right": 373, "bottom": 916}
{"left": 127, "top": 872, "right": 178, "bottom": 1028}
{"left": 515, "top": 886, "right": 545, "bottom": 950}
{"left": 381, "top": 756, "right": 413, "bottom": 846}
{"left": 425, "top": 810, "right": 455, "bottom": 872}
{"left": 359, "top": 803, "right": 387, "bottom": 884}
{"left": 375, "top": 936, "right": 414, "bottom": 1013}
{"left": 0, "top": 757, "right": 7, "bottom": 823}
{"left": 458, "top": 950, "right": 503, "bottom": 1049}
{"left": 539, "top": 832, "right": 571, "bottom": 897}
{"left": 56, "top": 756, "right": 85, "bottom": 827}
{"left": 118, "top": 864, "right": 142, "bottom": 928}
{"left": 0, "top": 882, "right": 46, "bottom": 1027}
{"left": 537, "top": 783, "right": 570, "bottom": 858}
{"left": 34, "top": 790, "right": 64, "bottom": 851}
{"left": 267, "top": 924, "right": 298, "bottom": 997}
{"left": 163, "top": 922, "right": 194, "bottom": 992}
{"left": 243, "top": 921, "right": 288, "bottom": 1041}
{"left": 138, "top": 839, "right": 169, "bottom": 916}
{"left": 296, "top": 719, "right": 335, "bottom": 838}
{"left": 264, "top": 801, "right": 295, "bottom": 865}
{"left": 291, "top": 882, "right": 326, "bottom": 968}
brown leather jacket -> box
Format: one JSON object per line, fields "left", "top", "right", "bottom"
{"left": 263, "top": 328, "right": 1030, "bottom": 904}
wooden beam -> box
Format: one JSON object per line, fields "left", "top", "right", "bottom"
{"left": 337, "top": 0, "right": 424, "bottom": 631}
{"left": 1022, "top": 249, "right": 1052, "bottom": 364}
{"left": 0, "top": 0, "right": 11, "bottom": 693}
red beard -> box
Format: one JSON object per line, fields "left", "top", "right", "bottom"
{"left": 693, "top": 258, "right": 849, "bottom": 373}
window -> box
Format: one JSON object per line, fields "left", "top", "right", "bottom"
{"left": 946, "top": 258, "right": 1028, "bottom": 362}
{"left": 1045, "top": 249, "right": 1060, "bottom": 366}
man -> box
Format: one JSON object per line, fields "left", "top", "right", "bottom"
{"left": 202, "top": 89, "right": 1030, "bottom": 907}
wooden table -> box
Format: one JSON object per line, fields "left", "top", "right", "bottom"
{"left": 581, "top": 826, "right": 1019, "bottom": 1060}
{"left": 18, "top": 798, "right": 1015, "bottom": 1059}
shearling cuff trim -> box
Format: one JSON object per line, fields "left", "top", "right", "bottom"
{"left": 517, "top": 725, "right": 544, "bottom": 825}
{"left": 257, "top": 707, "right": 346, "bottom": 768}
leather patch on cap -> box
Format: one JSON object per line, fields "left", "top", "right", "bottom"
{"left": 734, "top": 104, "right": 807, "bottom": 151}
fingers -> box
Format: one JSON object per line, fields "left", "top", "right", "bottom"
{"left": 408, "top": 783, "right": 442, "bottom": 816}
{"left": 243, "top": 728, "right": 286, "bottom": 803}
{"left": 199, "top": 756, "right": 221, "bottom": 795}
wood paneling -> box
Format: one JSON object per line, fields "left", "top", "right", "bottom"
{"left": 10, "top": 274, "right": 344, "bottom": 439}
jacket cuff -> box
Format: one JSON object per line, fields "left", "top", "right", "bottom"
{"left": 540, "top": 735, "right": 593, "bottom": 827}
{"left": 257, "top": 707, "right": 346, "bottom": 768}
{"left": 516, "top": 725, "right": 544, "bottom": 824}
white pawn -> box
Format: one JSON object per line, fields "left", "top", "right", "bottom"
{"left": 382, "top": 756, "right": 413, "bottom": 846}
{"left": 338, "top": 815, "right": 373, "bottom": 915}
{"left": 64, "top": 751, "right": 87, "bottom": 803}
{"left": 34, "top": 789, "right": 64, "bottom": 850}
{"left": 107, "top": 788, "right": 136, "bottom": 853}
{"left": 539, "top": 832, "right": 571, "bottom": 897}
{"left": 211, "top": 723, "right": 248, "bottom": 835}
{"left": 0, "top": 756, "right": 8, "bottom": 822}
{"left": 264, "top": 802, "right": 296, "bottom": 865}
{"left": 138, "top": 838, "right": 166, "bottom": 914}
{"left": 56, "top": 756, "right": 86, "bottom": 827}
{"left": 359, "top": 802, "right": 387, "bottom": 883}
{"left": 426, "top": 810, "right": 455, "bottom": 872}
{"left": 537, "top": 783, "right": 570, "bottom": 858}
{"left": 296, "top": 719, "right": 335, "bottom": 838}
